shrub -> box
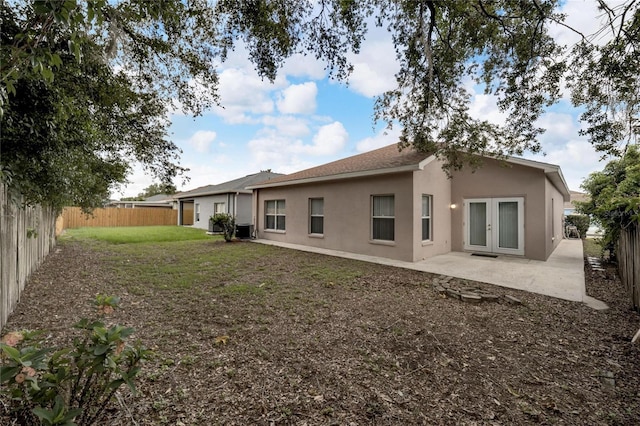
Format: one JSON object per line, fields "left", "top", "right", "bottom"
{"left": 0, "top": 295, "right": 149, "bottom": 425}
{"left": 565, "top": 214, "right": 590, "bottom": 239}
{"left": 210, "top": 213, "right": 236, "bottom": 242}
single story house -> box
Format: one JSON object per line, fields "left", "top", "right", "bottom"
{"left": 248, "top": 144, "right": 571, "bottom": 262}
{"left": 175, "top": 171, "right": 283, "bottom": 229}
{"left": 108, "top": 193, "right": 177, "bottom": 209}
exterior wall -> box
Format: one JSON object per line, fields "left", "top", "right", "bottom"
{"left": 545, "top": 178, "right": 565, "bottom": 258}
{"left": 412, "top": 160, "right": 453, "bottom": 261}
{"left": 450, "top": 158, "right": 548, "bottom": 260}
{"left": 253, "top": 173, "right": 417, "bottom": 262}
{"left": 180, "top": 194, "right": 234, "bottom": 230}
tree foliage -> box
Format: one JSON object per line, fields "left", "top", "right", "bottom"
{"left": 214, "top": 0, "right": 568, "bottom": 170}
{"left": 569, "top": 1, "right": 640, "bottom": 157}
{"left": 1, "top": 0, "right": 219, "bottom": 210}
{"left": 577, "top": 145, "right": 640, "bottom": 248}
{"left": 119, "top": 183, "right": 177, "bottom": 201}
{"left": 1, "top": 0, "right": 638, "bottom": 210}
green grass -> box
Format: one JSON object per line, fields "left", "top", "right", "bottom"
{"left": 583, "top": 238, "right": 603, "bottom": 258}
{"left": 62, "top": 226, "right": 211, "bottom": 244}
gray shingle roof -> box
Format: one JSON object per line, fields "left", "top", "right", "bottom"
{"left": 176, "top": 171, "right": 284, "bottom": 198}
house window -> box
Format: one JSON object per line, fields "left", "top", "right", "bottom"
{"left": 214, "top": 202, "right": 226, "bottom": 214}
{"left": 265, "top": 200, "right": 286, "bottom": 231}
{"left": 309, "top": 198, "right": 324, "bottom": 234}
{"left": 422, "top": 195, "right": 432, "bottom": 241}
{"left": 372, "top": 195, "right": 394, "bottom": 241}
{"left": 195, "top": 203, "right": 200, "bottom": 222}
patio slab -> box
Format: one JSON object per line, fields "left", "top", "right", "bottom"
{"left": 254, "top": 238, "right": 606, "bottom": 308}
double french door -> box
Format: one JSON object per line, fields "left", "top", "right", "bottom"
{"left": 464, "top": 198, "right": 524, "bottom": 256}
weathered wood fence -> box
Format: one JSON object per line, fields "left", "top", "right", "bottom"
{"left": 1, "top": 184, "right": 57, "bottom": 330}
{"left": 61, "top": 206, "right": 177, "bottom": 229}
{"left": 618, "top": 222, "right": 639, "bottom": 312}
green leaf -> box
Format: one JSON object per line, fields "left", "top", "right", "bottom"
{"left": 0, "top": 365, "right": 21, "bottom": 383}
{"left": 33, "top": 406, "right": 55, "bottom": 424}
{"left": 1, "top": 344, "right": 21, "bottom": 362}
{"left": 93, "top": 344, "right": 110, "bottom": 356}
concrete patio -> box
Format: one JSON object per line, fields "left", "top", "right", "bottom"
{"left": 254, "top": 238, "right": 608, "bottom": 309}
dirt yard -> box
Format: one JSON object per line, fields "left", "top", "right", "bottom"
{"left": 2, "top": 237, "right": 639, "bottom": 425}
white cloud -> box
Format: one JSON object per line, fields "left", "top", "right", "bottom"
{"left": 246, "top": 121, "right": 348, "bottom": 174}
{"left": 346, "top": 29, "right": 399, "bottom": 97}
{"left": 306, "top": 121, "right": 349, "bottom": 155}
{"left": 536, "top": 111, "right": 579, "bottom": 145}
{"left": 187, "top": 130, "right": 217, "bottom": 153}
{"left": 525, "top": 138, "right": 603, "bottom": 191}
{"left": 211, "top": 67, "right": 287, "bottom": 124}
{"left": 356, "top": 126, "right": 402, "bottom": 152}
{"left": 277, "top": 82, "right": 318, "bottom": 114}
{"left": 467, "top": 92, "right": 508, "bottom": 126}
{"left": 262, "top": 115, "right": 310, "bottom": 138}
{"left": 282, "top": 53, "right": 327, "bottom": 80}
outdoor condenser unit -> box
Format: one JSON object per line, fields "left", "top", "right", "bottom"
{"left": 235, "top": 224, "right": 254, "bottom": 239}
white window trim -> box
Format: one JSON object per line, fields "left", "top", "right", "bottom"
{"left": 421, "top": 194, "right": 432, "bottom": 242}
{"left": 309, "top": 198, "right": 324, "bottom": 236}
{"left": 371, "top": 194, "right": 395, "bottom": 242}
{"left": 214, "top": 202, "right": 226, "bottom": 214}
{"left": 265, "top": 199, "right": 286, "bottom": 232}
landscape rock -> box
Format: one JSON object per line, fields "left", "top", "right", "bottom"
{"left": 461, "top": 293, "right": 482, "bottom": 303}
{"left": 504, "top": 295, "right": 522, "bottom": 304}
{"left": 446, "top": 288, "right": 461, "bottom": 300}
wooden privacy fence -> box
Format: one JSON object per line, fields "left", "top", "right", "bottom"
{"left": 618, "top": 222, "right": 639, "bottom": 312}
{"left": 61, "top": 206, "right": 177, "bottom": 229}
{"left": 1, "top": 184, "right": 57, "bottom": 330}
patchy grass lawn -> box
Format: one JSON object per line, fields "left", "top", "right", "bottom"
{"left": 2, "top": 227, "right": 640, "bottom": 425}
{"left": 62, "top": 225, "right": 211, "bottom": 244}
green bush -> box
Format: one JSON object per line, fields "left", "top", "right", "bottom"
{"left": 565, "top": 214, "right": 590, "bottom": 239}
{"left": 0, "top": 295, "right": 150, "bottom": 425}
{"left": 210, "top": 213, "right": 236, "bottom": 242}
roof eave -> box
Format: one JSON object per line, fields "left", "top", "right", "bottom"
{"left": 501, "top": 156, "right": 571, "bottom": 201}
{"left": 175, "top": 189, "right": 251, "bottom": 199}
{"left": 247, "top": 164, "right": 422, "bottom": 189}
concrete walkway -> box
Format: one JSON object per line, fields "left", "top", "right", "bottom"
{"left": 254, "top": 238, "right": 608, "bottom": 309}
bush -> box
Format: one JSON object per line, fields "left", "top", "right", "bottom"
{"left": 0, "top": 295, "right": 149, "bottom": 425}
{"left": 210, "top": 213, "right": 236, "bottom": 242}
{"left": 565, "top": 214, "right": 590, "bottom": 239}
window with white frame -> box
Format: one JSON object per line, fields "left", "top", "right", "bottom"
{"left": 265, "top": 200, "right": 286, "bottom": 231}
{"left": 195, "top": 203, "right": 200, "bottom": 222}
{"left": 422, "top": 195, "right": 432, "bottom": 241}
{"left": 372, "top": 195, "right": 394, "bottom": 241}
{"left": 309, "top": 198, "right": 324, "bottom": 234}
{"left": 214, "top": 202, "right": 226, "bottom": 214}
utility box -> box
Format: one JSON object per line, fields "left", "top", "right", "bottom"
{"left": 235, "top": 224, "right": 253, "bottom": 239}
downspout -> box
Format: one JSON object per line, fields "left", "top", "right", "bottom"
{"left": 253, "top": 189, "right": 259, "bottom": 239}
{"left": 234, "top": 192, "right": 239, "bottom": 222}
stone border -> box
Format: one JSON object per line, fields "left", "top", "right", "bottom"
{"left": 431, "top": 275, "right": 522, "bottom": 305}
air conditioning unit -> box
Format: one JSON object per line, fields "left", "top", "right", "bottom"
{"left": 235, "top": 224, "right": 254, "bottom": 239}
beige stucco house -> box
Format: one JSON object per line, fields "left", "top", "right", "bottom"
{"left": 248, "top": 144, "right": 570, "bottom": 262}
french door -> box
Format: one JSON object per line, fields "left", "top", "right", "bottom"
{"left": 464, "top": 198, "right": 524, "bottom": 256}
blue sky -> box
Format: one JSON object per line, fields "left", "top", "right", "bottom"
{"left": 114, "top": 0, "right": 617, "bottom": 198}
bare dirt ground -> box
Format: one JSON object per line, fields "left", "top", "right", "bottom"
{"left": 2, "top": 239, "right": 640, "bottom": 425}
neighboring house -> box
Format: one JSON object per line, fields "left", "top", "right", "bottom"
{"left": 564, "top": 190, "right": 603, "bottom": 237}
{"left": 564, "top": 190, "right": 588, "bottom": 215}
{"left": 108, "top": 193, "right": 177, "bottom": 209}
{"left": 248, "top": 144, "right": 571, "bottom": 262}
{"left": 175, "top": 171, "right": 283, "bottom": 229}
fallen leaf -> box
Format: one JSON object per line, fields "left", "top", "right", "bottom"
{"left": 215, "top": 335, "right": 229, "bottom": 345}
